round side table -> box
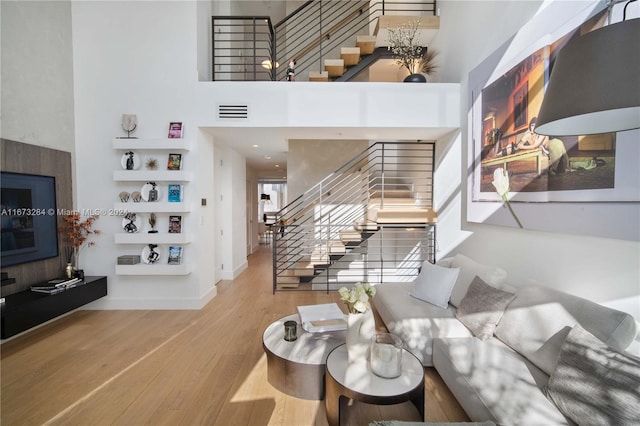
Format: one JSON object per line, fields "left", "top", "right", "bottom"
{"left": 324, "top": 344, "right": 425, "bottom": 426}
{"left": 262, "top": 314, "right": 346, "bottom": 400}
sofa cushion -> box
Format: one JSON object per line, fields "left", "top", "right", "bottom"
{"left": 373, "top": 282, "right": 473, "bottom": 366}
{"left": 448, "top": 254, "right": 508, "bottom": 307}
{"left": 456, "top": 276, "right": 516, "bottom": 340}
{"left": 433, "top": 337, "right": 569, "bottom": 425}
{"left": 494, "top": 285, "right": 638, "bottom": 376}
{"left": 545, "top": 324, "right": 640, "bottom": 426}
{"left": 409, "top": 261, "right": 460, "bottom": 309}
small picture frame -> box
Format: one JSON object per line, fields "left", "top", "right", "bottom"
{"left": 167, "top": 153, "right": 182, "bottom": 170}
{"left": 168, "top": 122, "right": 183, "bottom": 138}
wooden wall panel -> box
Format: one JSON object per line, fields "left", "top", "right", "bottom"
{"left": 1, "top": 139, "right": 73, "bottom": 295}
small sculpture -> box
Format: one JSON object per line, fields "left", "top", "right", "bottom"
{"left": 145, "top": 158, "right": 158, "bottom": 170}
{"left": 121, "top": 114, "right": 138, "bottom": 138}
{"left": 131, "top": 191, "right": 142, "bottom": 202}
{"left": 148, "top": 213, "right": 158, "bottom": 233}
{"left": 286, "top": 59, "right": 296, "bottom": 81}
{"left": 147, "top": 181, "right": 158, "bottom": 202}
{"left": 147, "top": 244, "right": 160, "bottom": 264}
{"left": 124, "top": 213, "right": 138, "bottom": 233}
{"left": 125, "top": 151, "right": 135, "bottom": 170}
{"left": 119, "top": 191, "right": 130, "bottom": 202}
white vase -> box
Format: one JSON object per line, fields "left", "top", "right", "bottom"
{"left": 346, "top": 309, "right": 375, "bottom": 363}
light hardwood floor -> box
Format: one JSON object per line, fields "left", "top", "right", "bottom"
{"left": 1, "top": 246, "right": 469, "bottom": 425}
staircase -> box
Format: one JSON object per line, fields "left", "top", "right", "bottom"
{"left": 271, "top": 142, "right": 436, "bottom": 292}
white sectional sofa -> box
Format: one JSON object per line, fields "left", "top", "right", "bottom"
{"left": 373, "top": 254, "right": 640, "bottom": 425}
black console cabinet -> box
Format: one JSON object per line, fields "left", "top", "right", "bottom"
{"left": 1, "top": 276, "right": 107, "bottom": 339}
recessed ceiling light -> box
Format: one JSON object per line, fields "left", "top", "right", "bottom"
{"left": 252, "top": 144, "right": 259, "bottom": 148}
{"left": 275, "top": 164, "right": 280, "bottom": 168}
{"left": 265, "top": 155, "right": 271, "bottom": 160}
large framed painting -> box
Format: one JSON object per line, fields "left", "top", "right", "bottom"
{"left": 470, "top": 8, "right": 638, "bottom": 204}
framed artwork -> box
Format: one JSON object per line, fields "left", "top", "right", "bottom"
{"left": 168, "top": 122, "right": 183, "bottom": 138}
{"left": 469, "top": 8, "right": 635, "bottom": 204}
{"left": 167, "top": 153, "right": 182, "bottom": 170}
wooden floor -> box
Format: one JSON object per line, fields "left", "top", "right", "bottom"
{"left": 1, "top": 246, "right": 469, "bottom": 425}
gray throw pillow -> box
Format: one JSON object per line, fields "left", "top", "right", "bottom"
{"left": 545, "top": 324, "right": 640, "bottom": 426}
{"left": 455, "top": 276, "right": 515, "bottom": 340}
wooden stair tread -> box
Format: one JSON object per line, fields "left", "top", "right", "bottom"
{"left": 324, "top": 59, "right": 345, "bottom": 77}
{"left": 356, "top": 35, "right": 376, "bottom": 55}
{"left": 340, "top": 47, "right": 361, "bottom": 66}
{"left": 309, "top": 71, "right": 329, "bottom": 82}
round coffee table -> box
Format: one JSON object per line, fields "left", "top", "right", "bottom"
{"left": 262, "top": 314, "right": 346, "bottom": 400}
{"left": 324, "top": 344, "right": 425, "bottom": 426}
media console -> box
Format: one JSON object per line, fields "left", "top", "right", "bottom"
{"left": 1, "top": 276, "right": 107, "bottom": 339}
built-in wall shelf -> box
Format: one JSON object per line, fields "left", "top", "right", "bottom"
{"left": 112, "top": 138, "right": 191, "bottom": 151}
{"left": 115, "top": 264, "right": 192, "bottom": 275}
{"left": 114, "top": 202, "right": 190, "bottom": 213}
{"left": 114, "top": 233, "right": 193, "bottom": 244}
{"left": 113, "top": 170, "right": 192, "bottom": 182}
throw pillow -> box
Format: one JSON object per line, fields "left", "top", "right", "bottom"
{"left": 456, "top": 276, "right": 516, "bottom": 340}
{"left": 545, "top": 324, "right": 640, "bottom": 426}
{"left": 448, "top": 254, "right": 508, "bottom": 307}
{"left": 409, "top": 261, "right": 460, "bottom": 309}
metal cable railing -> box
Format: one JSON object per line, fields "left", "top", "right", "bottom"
{"left": 212, "top": 0, "right": 436, "bottom": 81}
{"left": 271, "top": 142, "right": 436, "bottom": 293}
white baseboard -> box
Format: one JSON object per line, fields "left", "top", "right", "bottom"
{"left": 84, "top": 286, "right": 218, "bottom": 310}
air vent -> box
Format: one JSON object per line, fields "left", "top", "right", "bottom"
{"left": 218, "top": 104, "right": 248, "bottom": 120}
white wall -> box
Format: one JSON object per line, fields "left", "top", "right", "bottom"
{"left": 0, "top": 1, "right": 75, "bottom": 152}
{"left": 287, "top": 139, "right": 369, "bottom": 200}
{"left": 431, "top": 1, "right": 640, "bottom": 324}
{"left": 71, "top": 1, "right": 215, "bottom": 309}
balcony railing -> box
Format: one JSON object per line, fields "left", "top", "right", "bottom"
{"left": 212, "top": 0, "right": 436, "bottom": 81}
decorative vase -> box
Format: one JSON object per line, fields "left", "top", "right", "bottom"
{"left": 403, "top": 73, "right": 427, "bottom": 83}
{"left": 65, "top": 263, "right": 74, "bottom": 279}
{"left": 346, "top": 309, "right": 375, "bottom": 363}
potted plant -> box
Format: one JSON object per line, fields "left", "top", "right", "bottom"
{"left": 387, "top": 18, "right": 438, "bottom": 82}
{"left": 59, "top": 212, "right": 101, "bottom": 272}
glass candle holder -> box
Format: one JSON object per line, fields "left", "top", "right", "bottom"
{"left": 370, "top": 333, "right": 403, "bottom": 378}
{"left": 284, "top": 320, "right": 297, "bottom": 341}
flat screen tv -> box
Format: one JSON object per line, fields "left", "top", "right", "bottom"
{"left": 1, "top": 172, "right": 59, "bottom": 267}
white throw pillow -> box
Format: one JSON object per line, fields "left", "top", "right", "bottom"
{"left": 449, "top": 254, "right": 508, "bottom": 307}
{"left": 409, "top": 261, "right": 460, "bottom": 309}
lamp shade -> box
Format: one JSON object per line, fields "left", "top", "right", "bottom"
{"left": 535, "top": 18, "right": 640, "bottom": 136}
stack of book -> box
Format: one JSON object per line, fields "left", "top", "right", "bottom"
{"left": 297, "top": 303, "right": 347, "bottom": 333}
{"left": 31, "top": 277, "right": 83, "bottom": 294}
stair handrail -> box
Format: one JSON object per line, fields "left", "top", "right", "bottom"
{"left": 271, "top": 141, "right": 436, "bottom": 292}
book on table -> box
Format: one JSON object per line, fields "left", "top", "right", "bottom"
{"left": 297, "top": 302, "right": 347, "bottom": 333}
{"left": 31, "top": 277, "right": 82, "bottom": 294}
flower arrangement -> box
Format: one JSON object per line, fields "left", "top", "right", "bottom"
{"left": 338, "top": 282, "right": 376, "bottom": 314}
{"left": 59, "top": 212, "right": 101, "bottom": 267}
{"left": 387, "top": 18, "right": 438, "bottom": 75}
{"left": 492, "top": 168, "right": 523, "bottom": 229}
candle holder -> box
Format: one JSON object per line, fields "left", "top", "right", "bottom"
{"left": 370, "top": 333, "right": 403, "bottom": 378}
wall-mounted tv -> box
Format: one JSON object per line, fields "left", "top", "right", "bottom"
{"left": 1, "top": 172, "right": 59, "bottom": 267}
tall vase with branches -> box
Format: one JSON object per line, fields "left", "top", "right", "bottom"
{"left": 387, "top": 18, "right": 438, "bottom": 79}
{"left": 60, "top": 212, "right": 101, "bottom": 270}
